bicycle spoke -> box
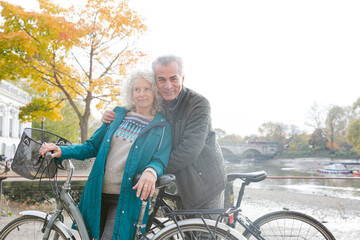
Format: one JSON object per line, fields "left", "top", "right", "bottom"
{"left": 244, "top": 211, "right": 335, "bottom": 240}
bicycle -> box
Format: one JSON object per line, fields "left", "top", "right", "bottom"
{"left": 0, "top": 128, "right": 243, "bottom": 240}
{"left": 140, "top": 171, "right": 336, "bottom": 239}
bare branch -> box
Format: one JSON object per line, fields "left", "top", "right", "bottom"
{"left": 98, "top": 46, "right": 128, "bottom": 79}
{"left": 70, "top": 51, "right": 90, "bottom": 78}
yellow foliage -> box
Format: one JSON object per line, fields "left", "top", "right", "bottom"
{"left": 326, "top": 141, "right": 339, "bottom": 150}
{"left": 1, "top": 0, "right": 147, "bottom": 141}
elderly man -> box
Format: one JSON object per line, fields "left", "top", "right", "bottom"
{"left": 102, "top": 55, "right": 227, "bottom": 210}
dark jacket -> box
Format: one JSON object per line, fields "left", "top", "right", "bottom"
{"left": 59, "top": 107, "right": 171, "bottom": 240}
{"left": 165, "top": 87, "right": 227, "bottom": 209}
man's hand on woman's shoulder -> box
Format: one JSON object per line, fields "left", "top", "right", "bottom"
{"left": 101, "top": 110, "right": 116, "bottom": 123}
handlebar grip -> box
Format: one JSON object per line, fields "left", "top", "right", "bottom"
{"left": 44, "top": 151, "right": 53, "bottom": 161}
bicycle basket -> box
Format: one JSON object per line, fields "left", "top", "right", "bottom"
{"left": 12, "top": 128, "right": 72, "bottom": 180}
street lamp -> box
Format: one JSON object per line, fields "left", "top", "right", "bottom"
{"left": 40, "top": 117, "right": 45, "bottom": 130}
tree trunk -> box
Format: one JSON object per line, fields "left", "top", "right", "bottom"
{"left": 79, "top": 117, "right": 89, "bottom": 143}
{"left": 79, "top": 94, "right": 92, "bottom": 143}
{"left": 330, "top": 124, "right": 335, "bottom": 151}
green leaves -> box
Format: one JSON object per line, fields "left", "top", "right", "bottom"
{"left": 346, "top": 119, "right": 360, "bottom": 154}
{"left": 19, "top": 97, "right": 64, "bottom": 122}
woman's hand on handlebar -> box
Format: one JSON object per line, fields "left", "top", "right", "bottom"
{"left": 133, "top": 171, "right": 156, "bottom": 201}
{"left": 39, "top": 143, "right": 62, "bottom": 159}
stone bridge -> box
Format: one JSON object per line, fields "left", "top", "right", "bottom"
{"left": 219, "top": 142, "right": 278, "bottom": 157}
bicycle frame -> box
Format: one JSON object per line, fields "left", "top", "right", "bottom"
{"left": 142, "top": 171, "right": 267, "bottom": 240}
{"left": 231, "top": 180, "right": 265, "bottom": 240}
{"left": 20, "top": 160, "right": 91, "bottom": 240}
{"left": 57, "top": 160, "right": 90, "bottom": 239}
{"left": 145, "top": 187, "right": 182, "bottom": 232}
{"left": 141, "top": 186, "right": 241, "bottom": 239}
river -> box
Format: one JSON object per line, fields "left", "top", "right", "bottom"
{"left": 225, "top": 157, "right": 360, "bottom": 200}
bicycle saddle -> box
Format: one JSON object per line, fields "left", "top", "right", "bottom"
{"left": 227, "top": 171, "right": 267, "bottom": 182}
{"left": 133, "top": 173, "right": 177, "bottom": 188}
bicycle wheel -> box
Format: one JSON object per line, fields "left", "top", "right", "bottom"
{"left": 154, "top": 218, "right": 245, "bottom": 240}
{"left": 243, "top": 210, "right": 336, "bottom": 240}
{"left": 145, "top": 217, "right": 170, "bottom": 235}
{"left": 0, "top": 215, "right": 68, "bottom": 240}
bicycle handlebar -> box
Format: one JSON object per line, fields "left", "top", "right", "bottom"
{"left": 44, "top": 151, "right": 53, "bottom": 162}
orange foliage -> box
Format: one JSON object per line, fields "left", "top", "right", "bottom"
{"left": 0, "top": 0, "right": 147, "bottom": 142}
{"left": 326, "top": 141, "right": 339, "bottom": 150}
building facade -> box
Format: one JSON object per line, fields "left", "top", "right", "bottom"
{"left": 0, "top": 81, "right": 31, "bottom": 159}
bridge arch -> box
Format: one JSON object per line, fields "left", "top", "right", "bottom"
{"left": 219, "top": 142, "right": 278, "bottom": 156}
{"left": 220, "top": 147, "right": 234, "bottom": 156}
{"left": 241, "top": 149, "right": 262, "bottom": 158}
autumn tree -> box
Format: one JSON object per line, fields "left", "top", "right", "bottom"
{"left": 218, "top": 134, "right": 243, "bottom": 143}
{"left": 305, "top": 102, "right": 327, "bottom": 150}
{"left": 309, "top": 128, "right": 327, "bottom": 151}
{"left": 258, "top": 121, "right": 287, "bottom": 149}
{"left": 347, "top": 119, "right": 360, "bottom": 154}
{"left": 0, "top": 0, "right": 146, "bottom": 142}
{"left": 346, "top": 97, "right": 360, "bottom": 154}
{"left": 286, "top": 124, "right": 300, "bottom": 142}
{"left": 325, "top": 105, "right": 349, "bottom": 151}
{"left": 32, "top": 101, "right": 101, "bottom": 144}
{"left": 352, "top": 97, "right": 360, "bottom": 118}
{"left": 287, "top": 132, "right": 310, "bottom": 151}
{"left": 285, "top": 124, "right": 309, "bottom": 151}
{"left": 32, "top": 102, "right": 81, "bottom": 143}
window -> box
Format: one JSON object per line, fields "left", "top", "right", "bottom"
{"left": 11, "top": 144, "right": 16, "bottom": 156}
{"left": 9, "top": 119, "right": 13, "bottom": 138}
{"left": 19, "top": 122, "right": 22, "bottom": 138}
{"left": 1, "top": 143, "right": 5, "bottom": 155}
{"left": 0, "top": 116, "right": 2, "bottom": 137}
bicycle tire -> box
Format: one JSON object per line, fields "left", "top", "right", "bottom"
{"left": 153, "top": 218, "right": 246, "bottom": 240}
{"left": 243, "top": 210, "right": 336, "bottom": 240}
{"left": 146, "top": 217, "right": 169, "bottom": 235}
{"left": 0, "top": 215, "right": 68, "bottom": 240}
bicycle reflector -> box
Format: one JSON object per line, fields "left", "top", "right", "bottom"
{"left": 228, "top": 213, "right": 234, "bottom": 225}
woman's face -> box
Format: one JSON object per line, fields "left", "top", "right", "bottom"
{"left": 133, "top": 77, "right": 155, "bottom": 114}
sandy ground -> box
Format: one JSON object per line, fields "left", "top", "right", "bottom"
{"left": 241, "top": 188, "right": 360, "bottom": 240}
{"left": 0, "top": 188, "right": 358, "bottom": 239}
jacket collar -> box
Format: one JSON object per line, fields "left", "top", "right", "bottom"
{"left": 162, "top": 87, "right": 188, "bottom": 122}
{"left": 112, "top": 106, "right": 165, "bottom": 126}
{"left": 163, "top": 87, "right": 187, "bottom": 111}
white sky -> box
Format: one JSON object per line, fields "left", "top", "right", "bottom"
{"left": 4, "top": 0, "right": 360, "bottom": 137}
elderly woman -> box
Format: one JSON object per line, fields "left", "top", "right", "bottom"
{"left": 40, "top": 69, "right": 171, "bottom": 240}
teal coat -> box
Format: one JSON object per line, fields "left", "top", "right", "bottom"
{"left": 59, "top": 107, "right": 171, "bottom": 240}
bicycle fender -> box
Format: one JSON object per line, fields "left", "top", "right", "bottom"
{"left": 20, "top": 210, "right": 74, "bottom": 239}
{"left": 151, "top": 218, "right": 246, "bottom": 240}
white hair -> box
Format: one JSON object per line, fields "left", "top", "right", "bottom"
{"left": 123, "top": 69, "right": 163, "bottom": 115}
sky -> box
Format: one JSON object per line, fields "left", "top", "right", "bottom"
{"left": 3, "top": 0, "right": 360, "bottom": 137}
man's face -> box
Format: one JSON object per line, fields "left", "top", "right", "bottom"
{"left": 155, "top": 61, "right": 184, "bottom": 103}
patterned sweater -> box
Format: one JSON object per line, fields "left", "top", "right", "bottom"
{"left": 102, "top": 112, "right": 154, "bottom": 194}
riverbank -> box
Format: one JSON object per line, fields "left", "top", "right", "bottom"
{"left": 275, "top": 151, "right": 360, "bottom": 160}
{"left": 241, "top": 187, "right": 360, "bottom": 240}
{"left": 225, "top": 152, "right": 360, "bottom": 164}
{"left": 0, "top": 187, "right": 358, "bottom": 239}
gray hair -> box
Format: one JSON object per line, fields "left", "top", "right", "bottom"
{"left": 123, "top": 69, "right": 163, "bottom": 115}
{"left": 152, "top": 55, "right": 184, "bottom": 76}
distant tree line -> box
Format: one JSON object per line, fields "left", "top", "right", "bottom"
{"left": 216, "top": 98, "right": 360, "bottom": 158}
